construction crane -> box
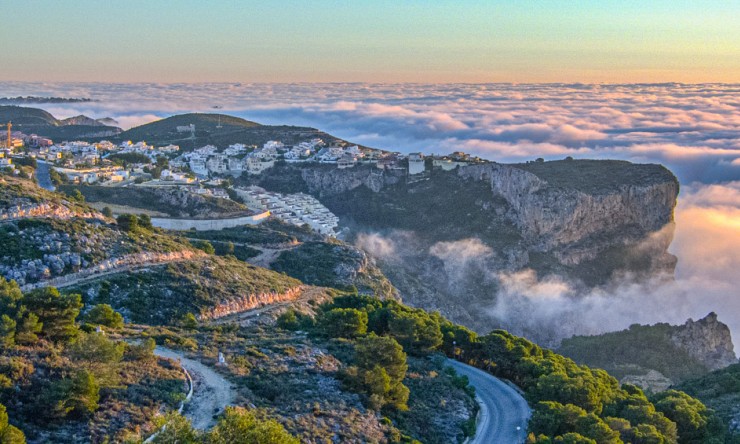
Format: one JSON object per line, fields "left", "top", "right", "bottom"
{"left": 5, "top": 122, "right": 11, "bottom": 149}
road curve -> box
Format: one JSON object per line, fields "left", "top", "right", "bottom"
{"left": 154, "top": 347, "right": 235, "bottom": 430}
{"left": 446, "top": 360, "right": 531, "bottom": 444}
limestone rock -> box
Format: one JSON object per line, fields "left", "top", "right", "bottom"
{"left": 670, "top": 312, "right": 738, "bottom": 370}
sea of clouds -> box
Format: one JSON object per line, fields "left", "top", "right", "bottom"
{"left": 1, "top": 82, "right": 738, "bottom": 341}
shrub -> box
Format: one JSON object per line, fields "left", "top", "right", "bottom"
{"left": 68, "top": 332, "right": 125, "bottom": 364}
{"left": 318, "top": 308, "right": 368, "bottom": 338}
{"left": 125, "top": 338, "right": 157, "bottom": 361}
{"left": 84, "top": 304, "right": 124, "bottom": 329}
{"left": 0, "top": 403, "right": 25, "bottom": 443}
{"left": 138, "top": 214, "right": 154, "bottom": 230}
{"left": 23, "top": 287, "right": 82, "bottom": 342}
{"left": 206, "top": 406, "right": 299, "bottom": 444}
{"left": 192, "top": 240, "right": 215, "bottom": 255}
{"left": 348, "top": 334, "right": 410, "bottom": 411}
{"left": 116, "top": 214, "right": 139, "bottom": 232}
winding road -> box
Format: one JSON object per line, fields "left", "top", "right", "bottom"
{"left": 446, "top": 360, "right": 531, "bottom": 444}
{"left": 154, "top": 347, "right": 235, "bottom": 430}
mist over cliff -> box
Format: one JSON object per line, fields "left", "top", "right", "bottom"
{"left": 357, "top": 180, "right": 740, "bottom": 346}
{"left": 240, "top": 158, "right": 696, "bottom": 345}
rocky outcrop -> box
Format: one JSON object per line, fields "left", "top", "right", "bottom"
{"left": 0, "top": 202, "right": 102, "bottom": 222}
{"left": 19, "top": 250, "right": 205, "bottom": 291}
{"left": 198, "top": 286, "right": 304, "bottom": 320}
{"left": 457, "top": 162, "right": 679, "bottom": 254}
{"left": 301, "top": 166, "right": 403, "bottom": 196}
{"left": 671, "top": 312, "right": 738, "bottom": 370}
{"left": 621, "top": 370, "right": 673, "bottom": 393}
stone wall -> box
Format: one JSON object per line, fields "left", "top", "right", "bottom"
{"left": 150, "top": 211, "right": 271, "bottom": 231}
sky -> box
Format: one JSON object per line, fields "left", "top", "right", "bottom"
{"left": 2, "top": 1, "right": 739, "bottom": 83}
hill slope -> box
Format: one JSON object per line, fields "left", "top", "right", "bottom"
{"left": 0, "top": 105, "right": 122, "bottom": 140}
{"left": 678, "top": 364, "right": 740, "bottom": 436}
{"left": 111, "top": 112, "right": 342, "bottom": 150}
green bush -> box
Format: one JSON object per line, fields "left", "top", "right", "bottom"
{"left": 192, "top": 240, "right": 215, "bottom": 255}
{"left": 68, "top": 332, "right": 124, "bottom": 364}
{"left": 346, "top": 334, "right": 410, "bottom": 411}
{"left": 116, "top": 213, "right": 139, "bottom": 232}
{"left": 23, "top": 287, "right": 82, "bottom": 342}
{"left": 125, "top": 338, "right": 157, "bottom": 361}
{"left": 206, "top": 406, "right": 300, "bottom": 444}
{"left": 0, "top": 403, "right": 25, "bottom": 443}
{"left": 318, "top": 308, "right": 368, "bottom": 338}
{"left": 84, "top": 304, "right": 124, "bottom": 329}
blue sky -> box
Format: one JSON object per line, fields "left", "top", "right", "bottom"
{"left": 2, "top": 0, "right": 738, "bottom": 82}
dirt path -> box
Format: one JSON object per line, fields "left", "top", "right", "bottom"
{"left": 20, "top": 253, "right": 205, "bottom": 292}
{"left": 153, "top": 347, "right": 235, "bottom": 430}
{"left": 247, "top": 247, "right": 284, "bottom": 268}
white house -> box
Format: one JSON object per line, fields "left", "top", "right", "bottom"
{"left": 337, "top": 154, "right": 357, "bottom": 169}
{"left": 159, "top": 144, "right": 180, "bottom": 153}
{"left": 245, "top": 157, "right": 274, "bottom": 174}
{"left": 408, "top": 152, "right": 425, "bottom": 175}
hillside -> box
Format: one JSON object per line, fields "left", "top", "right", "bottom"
{"left": 110, "top": 112, "right": 343, "bottom": 150}
{"left": 0, "top": 168, "right": 735, "bottom": 442}
{"left": 0, "top": 105, "right": 122, "bottom": 140}
{"left": 59, "top": 184, "right": 250, "bottom": 218}
{"left": 66, "top": 256, "right": 303, "bottom": 324}
{"left": 0, "top": 278, "right": 187, "bottom": 443}
{"left": 60, "top": 115, "right": 117, "bottom": 127}
{"left": 678, "top": 364, "right": 740, "bottom": 436}
{"left": 558, "top": 313, "right": 738, "bottom": 390}
{"left": 181, "top": 221, "right": 400, "bottom": 300}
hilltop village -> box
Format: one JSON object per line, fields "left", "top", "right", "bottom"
{"left": 2, "top": 123, "right": 487, "bottom": 236}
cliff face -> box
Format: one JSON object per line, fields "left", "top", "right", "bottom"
{"left": 456, "top": 162, "right": 679, "bottom": 264}
{"left": 301, "top": 166, "right": 403, "bottom": 196}
{"left": 671, "top": 312, "right": 738, "bottom": 371}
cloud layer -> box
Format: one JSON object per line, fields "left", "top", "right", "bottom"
{"left": 1, "top": 82, "right": 738, "bottom": 184}
{"left": 487, "top": 181, "right": 740, "bottom": 345}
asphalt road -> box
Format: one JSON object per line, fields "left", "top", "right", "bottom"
{"left": 446, "top": 360, "right": 531, "bottom": 444}
{"left": 35, "top": 160, "right": 55, "bottom": 191}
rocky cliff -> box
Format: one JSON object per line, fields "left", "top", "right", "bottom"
{"left": 301, "top": 165, "right": 404, "bottom": 196}
{"left": 671, "top": 312, "right": 738, "bottom": 371}
{"left": 251, "top": 160, "right": 681, "bottom": 342}
{"left": 457, "top": 161, "right": 678, "bottom": 255}
{"left": 558, "top": 312, "right": 737, "bottom": 392}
